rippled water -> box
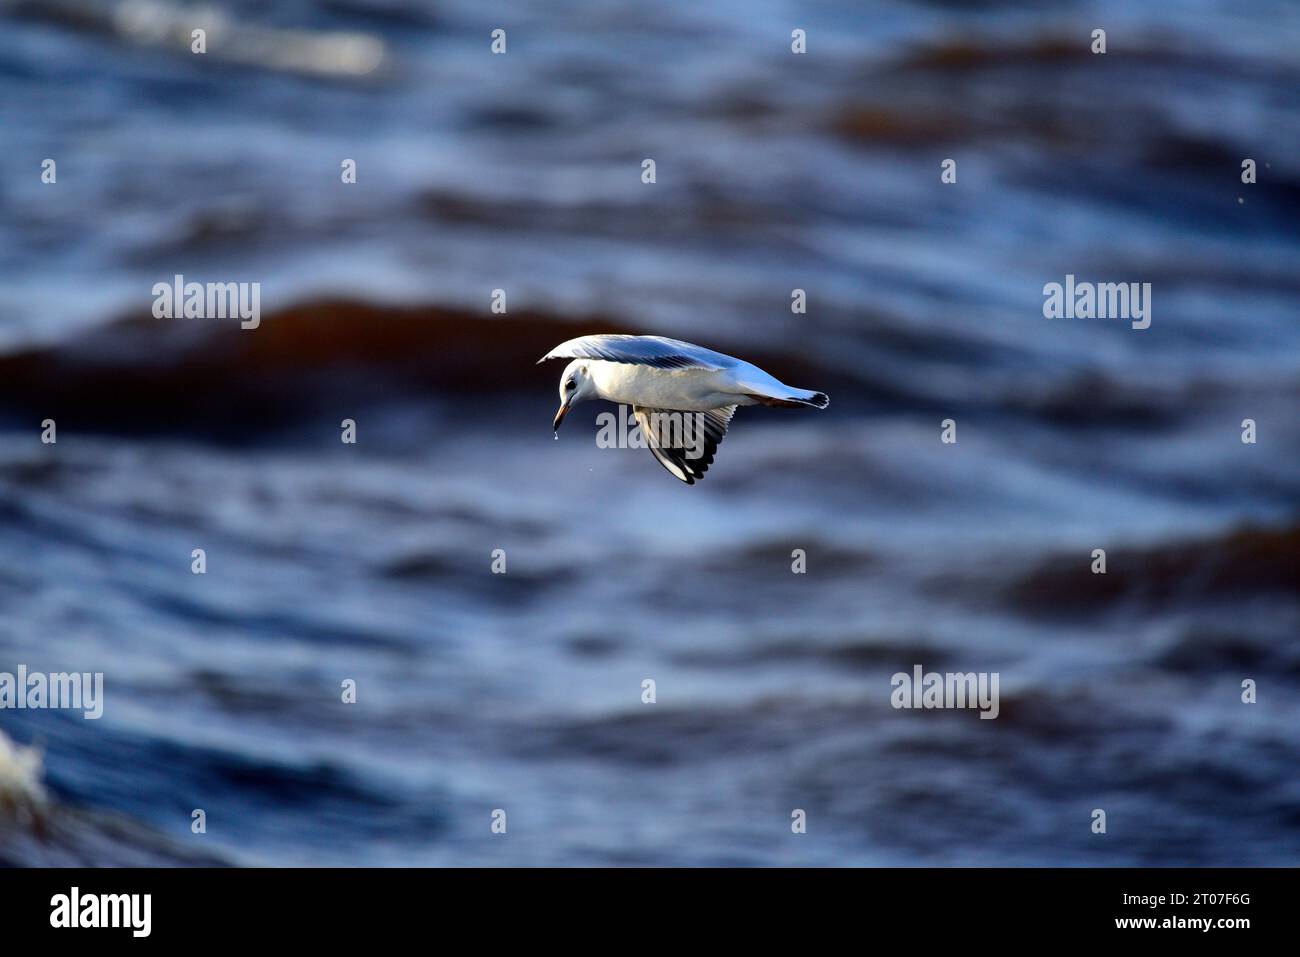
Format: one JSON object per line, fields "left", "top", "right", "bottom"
{"left": 0, "top": 0, "right": 1297, "bottom": 866}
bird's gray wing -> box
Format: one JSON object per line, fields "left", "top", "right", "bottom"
{"left": 538, "top": 335, "right": 731, "bottom": 371}
{"left": 633, "top": 405, "right": 736, "bottom": 485}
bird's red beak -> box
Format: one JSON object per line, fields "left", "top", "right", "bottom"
{"left": 552, "top": 402, "right": 570, "bottom": 433}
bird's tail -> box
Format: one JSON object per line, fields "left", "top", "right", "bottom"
{"left": 757, "top": 389, "right": 829, "bottom": 409}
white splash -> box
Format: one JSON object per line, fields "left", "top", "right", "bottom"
{"left": 0, "top": 728, "right": 47, "bottom": 818}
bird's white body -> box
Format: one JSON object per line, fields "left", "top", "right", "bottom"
{"left": 587, "top": 360, "right": 768, "bottom": 410}
{"left": 540, "top": 334, "right": 828, "bottom": 484}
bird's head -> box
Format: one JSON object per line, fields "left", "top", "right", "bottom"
{"left": 553, "top": 361, "right": 596, "bottom": 432}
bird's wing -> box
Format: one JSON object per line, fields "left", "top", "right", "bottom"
{"left": 633, "top": 405, "right": 736, "bottom": 485}
{"left": 538, "top": 335, "right": 731, "bottom": 371}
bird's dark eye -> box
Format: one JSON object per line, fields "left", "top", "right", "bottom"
{"left": 566, "top": 380, "right": 576, "bottom": 391}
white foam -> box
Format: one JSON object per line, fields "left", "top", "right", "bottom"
{"left": 0, "top": 728, "right": 47, "bottom": 815}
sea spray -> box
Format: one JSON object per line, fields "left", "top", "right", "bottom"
{"left": 0, "top": 728, "right": 46, "bottom": 822}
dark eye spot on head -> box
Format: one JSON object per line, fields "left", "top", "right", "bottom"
{"left": 566, "top": 380, "right": 576, "bottom": 391}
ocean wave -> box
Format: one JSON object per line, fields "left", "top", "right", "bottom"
{"left": 1004, "top": 521, "right": 1300, "bottom": 618}
{"left": 3, "top": 0, "right": 388, "bottom": 79}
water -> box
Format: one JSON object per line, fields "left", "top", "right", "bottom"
{"left": 0, "top": 0, "right": 1297, "bottom": 866}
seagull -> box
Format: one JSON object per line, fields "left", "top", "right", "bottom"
{"left": 539, "top": 334, "right": 829, "bottom": 484}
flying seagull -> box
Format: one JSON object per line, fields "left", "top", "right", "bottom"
{"left": 539, "top": 334, "right": 829, "bottom": 484}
